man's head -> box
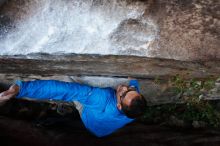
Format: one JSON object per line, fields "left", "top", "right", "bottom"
{"left": 116, "top": 85, "right": 147, "bottom": 119}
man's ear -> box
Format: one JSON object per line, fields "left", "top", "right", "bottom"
{"left": 117, "top": 103, "right": 122, "bottom": 110}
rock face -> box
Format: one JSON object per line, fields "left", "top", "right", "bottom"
{"left": 0, "top": 54, "right": 220, "bottom": 79}
{"left": 0, "top": 0, "right": 219, "bottom": 61}
{"left": 146, "top": 0, "right": 220, "bottom": 61}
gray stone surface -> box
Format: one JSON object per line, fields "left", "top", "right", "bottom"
{"left": 0, "top": 54, "right": 219, "bottom": 79}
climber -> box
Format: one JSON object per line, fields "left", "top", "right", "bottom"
{"left": 0, "top": 78, "right": 146, "bottom": 137}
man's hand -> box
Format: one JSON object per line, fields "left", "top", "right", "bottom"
{"left": 0, "top": 84, "right": 19, "bottom": 104}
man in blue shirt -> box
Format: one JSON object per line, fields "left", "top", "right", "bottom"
{"left": 0, "top": 79, "right": 146, "bottom": 137}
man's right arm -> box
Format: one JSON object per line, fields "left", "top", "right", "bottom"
{"left": 13, "top": 80, "right": 93, "bottom": 102}
{"left": 0, "top": 79, "right": 92, "bottom": 103}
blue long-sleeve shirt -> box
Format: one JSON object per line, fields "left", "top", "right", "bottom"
{"left": 15, "top": 79, "right": 140, "bottom": 137}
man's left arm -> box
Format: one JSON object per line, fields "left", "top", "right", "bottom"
{"left": 128, "top": 77, "right": 140, "bottom": 93}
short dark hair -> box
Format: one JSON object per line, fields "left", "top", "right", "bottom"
{"left": 121, "top": 94, "right": 147, "bottom": 119}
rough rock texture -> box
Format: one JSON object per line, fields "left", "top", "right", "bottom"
{"left": 0, "top": 54, "right": 220, "bottom": 79}
{"left": 143, "top": 0, "right": 220, "bottom": 61}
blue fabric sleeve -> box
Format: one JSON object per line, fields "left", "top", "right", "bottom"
{"left": 129, "top": 79, "right": 140, "bottom": 93}
{"left": 15, "top": 80, "right": 93, "bottom": 102}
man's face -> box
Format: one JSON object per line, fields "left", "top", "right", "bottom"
{"left": 116, "top": 85, "right": 140, "bottom": 110}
